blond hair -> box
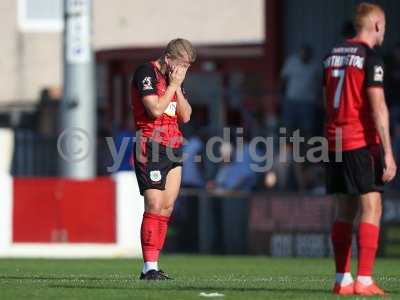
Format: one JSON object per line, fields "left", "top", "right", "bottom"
{"left": 164, "top": 38, "right": 197, "bottom": 63}
{"left": 354, "top": 2, "right": 384, "bottom": 32}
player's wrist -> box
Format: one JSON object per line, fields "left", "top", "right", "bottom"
{"left": 168, "top": 83, "right": 179, "bottom": 90}
{"left": 384, "top": 151, "right": 394, "bottom": 160}
{"left": 176, "top": 86, "right": 183, "bottom": 94}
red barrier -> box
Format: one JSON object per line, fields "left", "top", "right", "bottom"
{"left": 13, "top": 178, "right": 116, "bottom": 243}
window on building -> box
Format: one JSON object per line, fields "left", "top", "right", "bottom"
{"left": 18, "top": 0, "right": 63, "bottom": 32}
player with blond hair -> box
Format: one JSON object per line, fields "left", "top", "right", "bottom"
{"left": 131, "top": 38, "right": 196, "bottom": 280}
{"left": 323, "top": 3, "right": 396, "bottom": 296}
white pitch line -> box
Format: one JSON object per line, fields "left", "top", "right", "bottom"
{"left": 199, "top": 292, "right": 225, "bottom": 298}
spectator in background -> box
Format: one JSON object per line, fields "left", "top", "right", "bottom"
{"left": 208, "top": 141, "right": 259, "bottom": 193}
{"left": 281, "top": 45, "right": 321, "bottom": 137}
{"left": 36, "top": 88, "right": 60, "bottom": 137}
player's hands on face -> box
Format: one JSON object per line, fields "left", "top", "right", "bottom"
{"left": 382, "top": 152, "right": 397, "bottom": 182}
{"left": 169, "top": 64, "right": 187, "bottom": 87}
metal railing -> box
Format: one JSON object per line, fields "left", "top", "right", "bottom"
{"left": 12, "top": 130, "right": 58, "bottom": 177}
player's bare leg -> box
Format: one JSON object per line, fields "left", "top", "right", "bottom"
{"left": 354, "top": 192, "right": 385, "bottom": 296}
{"left": 359, "top": 192, "right": 382, "bottom": 226}
{"left": 331, "top": 194, "right": 358, "bottom": 295}
{"left": 145, "top": 189, "right": 166, "bottom": 214}
{"left": 161, "top": 166, "right": 182, "bottom": 217}
{"left": 140, "top": 167, "right": 182, "bottom": 280}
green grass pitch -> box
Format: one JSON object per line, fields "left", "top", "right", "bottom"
{"left": 0, "top": 256, "right": 399, "bottom": 299}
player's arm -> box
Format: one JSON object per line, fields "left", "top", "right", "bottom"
{"left": 176, "top": 78, "right": 192, "bottom": 123}
{"left": 142, "top": 67, "right": 185, "bottom": 119}
{"left": 368, "top": 87, "right": 396, "bottom": 182}
{"left": 366, "top": 54, "right": 397, "bottom": 182}
{"left": 143, "top": 86, "right": 178, "bottom": 119}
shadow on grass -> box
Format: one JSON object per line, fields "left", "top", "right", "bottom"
{"left": 47, "top": 284, "right": 330, "bottom": 295}
{"left": 0, "top": 275, "right": 132, "bottom": 281}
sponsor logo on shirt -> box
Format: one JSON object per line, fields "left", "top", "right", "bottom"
{"left": 142, "top": 77, "right": 153, "bottom": 90}
{"left": 164, "top": 102, "right": 177, "bottom": 116}
{"left": 374, "top": 66, "right": 384, "bottom": 82}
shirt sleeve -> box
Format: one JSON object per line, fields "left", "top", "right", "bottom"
{"left": 133, "top": 65, "right": 158, "bottom": 96}
{"left": 365, "top": 52, "right": 385, "bottom": 88}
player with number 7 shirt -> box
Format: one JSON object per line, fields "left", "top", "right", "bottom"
{"left": 323, "top": 2, "right": 396, "bottom": 297}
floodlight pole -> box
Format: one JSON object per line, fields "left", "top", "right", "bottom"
{"left": 60, "top": 0, "right": 96, "bottom": 179}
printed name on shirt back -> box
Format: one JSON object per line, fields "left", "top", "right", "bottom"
{"left": 324, "top": 54, "right": 364, "bottom": 69}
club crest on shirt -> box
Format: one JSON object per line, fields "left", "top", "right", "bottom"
{"left": 142, "top": 77, "right": 153, "bottom": 90}
{"left": 374, "top": 66, "right": 384, "bottom": 82}
{"left": 164, "top": 102, "right": 177, "bottom": 116}
{"left": 150, "top": 170, "right": 162, "bottom": 182}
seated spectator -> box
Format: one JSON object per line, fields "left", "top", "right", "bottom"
{"left": 208, "top": 141, "right": 258, "bottom": 193}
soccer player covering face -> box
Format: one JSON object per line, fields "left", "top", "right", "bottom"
{"left": 131, "top": 39, "right": 196, "bottom": 280}
{"left": 323, "top": 3, "right": 396, "bottom": 296}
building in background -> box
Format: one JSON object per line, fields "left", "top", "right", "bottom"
{"left": 0, "top": 0, "right": 266, "bottom": 108}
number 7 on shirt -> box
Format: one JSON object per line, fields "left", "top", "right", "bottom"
{"left": 332, "top": 69, "right": 345, "bottom": 109}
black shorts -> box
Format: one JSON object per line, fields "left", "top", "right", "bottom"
{"left": 326, "top": 144, "right": 385, "bottom": 195}
{"left": 133, "top": 139, "right": 183, "bottom": 195}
